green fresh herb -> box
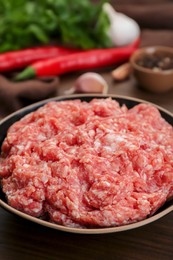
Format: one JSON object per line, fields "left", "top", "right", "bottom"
{"left": 0, "top": 0, "right": 111, "bottom": 52}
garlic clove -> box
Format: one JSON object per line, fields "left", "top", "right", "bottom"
{"left": 65, "top": 72, "right": 108, "bottom": 95}
{"left": 111, "top": 63, "right": 132, "bottom": 81}
{"left": 103, "top": 3, "right": 140, "bottom": 47}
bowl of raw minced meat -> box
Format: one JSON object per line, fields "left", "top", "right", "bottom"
{"left": 0, "top": 94, "right": 173, "bottom": 234}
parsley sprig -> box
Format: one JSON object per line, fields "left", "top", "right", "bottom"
{"left": 0, "top": 0, "right": 111, "bottom": 52}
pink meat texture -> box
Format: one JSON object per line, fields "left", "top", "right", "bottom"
{"left": 0, "top": 98, "right": 173, "bottom": 228}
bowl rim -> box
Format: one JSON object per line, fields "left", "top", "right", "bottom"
{"left": 0, "top": 93, "right": 173, "bottom": 125}
{"left": 0, "top": 197, "right": 172, "bottom": 234}
{"left": 130, "top": 45, "right": 173, "bottom": 75}
{"left": 0, "top": 93, "right": 173, "bottom": 234}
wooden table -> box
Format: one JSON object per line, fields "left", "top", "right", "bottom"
{"left": 0, "top": 71, "right": 173, "bottom": 260}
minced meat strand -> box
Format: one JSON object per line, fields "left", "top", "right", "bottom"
{"left": 0, "top": 98, "right": 173, "bottom": 228}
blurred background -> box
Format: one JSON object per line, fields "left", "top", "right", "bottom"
{"left": 1, "top": 0, "right": 173, "bottom": 117}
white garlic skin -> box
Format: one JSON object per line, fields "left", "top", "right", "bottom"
{"left": 103, "top": 3, "right": 140, "bottom": 47}
{"left": 74, "top": 72, "right": 108, "bottom": 94}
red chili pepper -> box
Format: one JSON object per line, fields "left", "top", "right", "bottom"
{"left": 16, "top": 38, "right": 140, "bottom": 80}
{"left": 0, "top": 46, "right": 80, "bottom": 72}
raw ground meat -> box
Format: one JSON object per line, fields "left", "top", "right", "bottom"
{"left": 0, "top": 98, "right": 173, "bottom": 228}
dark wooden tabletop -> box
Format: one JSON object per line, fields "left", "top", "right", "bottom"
{"left": 0, "top": 70, "right": 173, "bottom": 260}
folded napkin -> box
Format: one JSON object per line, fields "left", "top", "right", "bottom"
{"left": 0, "top": 75, "right": 59, "bottom": 118}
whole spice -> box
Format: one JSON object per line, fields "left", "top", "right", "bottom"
{"left": 0, "top": 46, "right": 79, "bottom": 72}
{"left": 136, "top": 53, "right": 173, "bottom": 71}
{"left": 65, "top": 72, "right": 108, "bottom": 94}
{"left": 16, "top": 38, "right": 140, "bottom": 80}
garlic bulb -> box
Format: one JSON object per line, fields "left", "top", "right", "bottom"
{"left": 103, "top": 3, "right": 140, "bottom": 47}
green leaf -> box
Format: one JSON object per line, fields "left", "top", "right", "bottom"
{"left": 28, "top": 24, "right": 49, "bottom": 43}
{"left": 0, "top": 0, "right": 111, "bottom": 52}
